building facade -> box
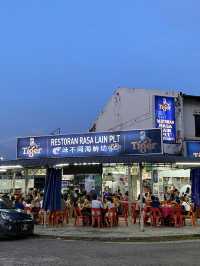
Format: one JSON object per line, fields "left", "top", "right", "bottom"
{"left": 90, "top": 88, "right": 200, "bottom": 158}
{"left": 1, "top": 88, "right": 200, "bottom": 201}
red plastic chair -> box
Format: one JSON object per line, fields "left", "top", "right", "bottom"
{"left": 38, "top": 209, "right": 45, "bottom": 225}
{"left": 118, "top": 202, "right": 128, "bottom": 226}
{"left": 74, "top": 207, "right": 88, "bottom": 226}
{"left": 190, "top": 206, "right": 196, "bottom": 226}
{"left": 55, "top": 211, "right": 65, "bottom": 226}
{"left": 48, "top": 211, "right": 56, "bottom": 226}
{"left": 63, "top": 207, "right": 69, "bottom": 224}
{"left": 24, "top": 206, "right": 32, "bottom": 215}
{"left": 107, "top": 207, "right": 117, "bottom": 227}
{"left": 91, "top": 208, "right": 102, "bottom": 228}
{"left": 131, "top": 203, "right": 138, "bottom": 224}
{"left": 143, "top": 206, "right": 151, "bottom": 225}
{"left": 172, "top": 206, "right": 184, "bottom": 227}
{"left": 150, "top": 208, "right": 162, "bottom": 226}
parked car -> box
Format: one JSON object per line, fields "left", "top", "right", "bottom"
{"left": 0, "top": 199, "right": 34, "bottom": 237}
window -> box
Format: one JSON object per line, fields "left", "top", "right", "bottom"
{"left": 194, "top": 115, "right": 200, "bottom": 137}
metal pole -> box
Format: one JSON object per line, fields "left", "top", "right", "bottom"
{"left": 24, "top": 169, "right": 28, "bottom": 196}
{"left": 139, "top": 163, "right": 144, "bottom": 232}
{"left": 12, "top": 171, "right": 16, "bottom": 194}
{"left": 127, "top": 165, "right": 132, "bottom": 224}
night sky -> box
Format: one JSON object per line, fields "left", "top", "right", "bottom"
{"left": 0, "top": 1, "right": 200, "bottom": 159}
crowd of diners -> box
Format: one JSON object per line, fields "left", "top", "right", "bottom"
{"left": 0, "top": 185, "right": 197, "bottom": 227}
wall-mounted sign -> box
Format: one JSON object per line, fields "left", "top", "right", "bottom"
{"left": 155, "top": 96, "right": 176, "bottom": 143}
{"left": 186, "top": 141, "right": 200, "bottom": 158}
{"left": 17, "top": 129, "right": 163, "bottom": 159}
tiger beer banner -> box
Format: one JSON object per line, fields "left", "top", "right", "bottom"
{"left": 17, "top": 129, "right": 163, "bottom": 159}
{"left": 155, "top": 95, "right": 176, "bottom": 143}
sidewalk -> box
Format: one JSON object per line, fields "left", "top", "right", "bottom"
{"left": 34, "top": 222, "right": 200, "bottom": 242}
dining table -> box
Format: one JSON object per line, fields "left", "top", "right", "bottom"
{"left": 161, "top": 206, "right": 174, "bottom": 219}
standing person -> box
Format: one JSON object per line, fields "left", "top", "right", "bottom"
{"left": 14, "top": 196, "right": 25, "bottom": 210}
{"left": 123, "top": 191, "right": 129, "bottom": 201}
{"left": 103, "top": 187, "right": 111, "bottom": 198}
{"left": 174, "top": 189, "right": 180, "bottom": 204}
{"left": 31, "top": 192, "right": 41, "bottom": 223}
{"left": 90, "top": 186, "right": 97, "bottom": 201}
{"left": 71, "top": 187, "right": 79, "bottom": 208}
{"left": 91, "top": 194, "right": 103, "bottom": 227}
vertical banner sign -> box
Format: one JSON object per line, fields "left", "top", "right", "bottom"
{"left": 17, "top": 129, "right": 162, "bottom": 159}
{"left": 155, "top": 96, "right": 176, "bottom": 143}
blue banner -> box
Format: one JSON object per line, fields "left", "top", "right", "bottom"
{"left": 155, "top": 96, "right": 176, "bottom": 143}
{"left": 17, "top": 129, "right": 163, "bottom": 159}
{"left": 186, "top": 141, "right": 200, "bottom": 158}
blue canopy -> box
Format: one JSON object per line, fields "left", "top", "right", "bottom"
{"left": 43, "top": 168, "right": 62, "bottom": 211}
{"left": 191, "top": 168, "right": 200, "bottom": 207}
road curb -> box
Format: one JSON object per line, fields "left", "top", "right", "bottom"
{"left": 33, "top": 233, "right": 200, "bottom": 242}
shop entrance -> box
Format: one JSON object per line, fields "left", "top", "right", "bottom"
{"left": 62, "top": 164, "right": 102, "bottom": 197}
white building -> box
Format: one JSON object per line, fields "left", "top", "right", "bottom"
{"left": 90, "top": 88, "right": 200, "bottom": 157}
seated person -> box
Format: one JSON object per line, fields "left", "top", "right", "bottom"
{"left": 107, "top": 197, "right": 115, "bottom": 209}
{"left": 91, "top": 194, "right": 103, "bottom": 209}
{"left": 83, "top": 195, "right": 91, "bottom": 209}
{"left": 181, "top": 196, "right": 190, "bottom": 215}
{"left": 15, "top": 197, "right": 25, "bottom": 210}
{"left": 151, "top": 196, "right": 160, "bottom": 208}
{"left": 81, "top": 195, "right": 92, "bottom": 225}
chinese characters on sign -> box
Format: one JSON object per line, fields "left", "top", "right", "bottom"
{"left": 155, "top": 96, "right": 176, "bottom": 143}
{"left": 17, "top": 129, "right": 163, "bottom": 159}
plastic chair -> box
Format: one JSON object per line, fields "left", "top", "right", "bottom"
{"left": 107, "top": 207, "right": 117, "bottom": 227}
{"left": 63, "top": 208, "right": 69, "bottom": 224}
{"left": 172, "top": 206, "right": 184, "bottom": 227}
{"left": 118, "top": 202, "right": 128, "bottom": 226}
{"left": 190, "top": 206, "right": 197, "bottom": 226}
{"left": 74, "top": 207, "right": 86, "bottom": 226}
{"left": 54, "top": 211, "right": 65, "bottom": 226}
{"left": 131, "top": 203, "right": 138, "bottom": 224}
{"left": 24, "top": 206, "right": 32, "bottom": 215}
{"left": 38, "top": 209, "right": 45, "bottom": 225}
{"left": 48, "top": 211, "right": 56, "bottom": 226}
{"left": 150, "top": 208, "right": 162, "bottom": 226}
{"left": 91, "top": 208, "right": 102, "bottom": 228}
{"left": 143, "top": 206, "right": 151, "bottom": 225}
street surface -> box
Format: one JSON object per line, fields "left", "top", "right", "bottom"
{"left": 0, "top": 238, "right": 200, "bottom": 266}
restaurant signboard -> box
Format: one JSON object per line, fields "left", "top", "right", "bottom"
{"left": 17, "top": 128, "right": 163, "bottom": 159}
{"left": 155, "top": 95, "right": 176, "bottom": 143}
{"left": 186, "top": 141, "right": 200, "bottom": 158}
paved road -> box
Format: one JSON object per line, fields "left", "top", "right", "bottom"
{"left": 0, "top": 238, "right": 200, "bottom": 266}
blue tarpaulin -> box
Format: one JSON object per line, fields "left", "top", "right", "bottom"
{"left": 191, "top": 168, "right": 200, "bottom": 207}
{"left": 43, "top": 168, "right": 62, "bottom": 211}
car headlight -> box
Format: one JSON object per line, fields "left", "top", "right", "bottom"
{"left": 0, "top": 212, "right": 11, "bottom": 220}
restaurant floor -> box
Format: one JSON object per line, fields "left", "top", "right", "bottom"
{"left": 35, "top": 219, "right": 200, "bottom": 242}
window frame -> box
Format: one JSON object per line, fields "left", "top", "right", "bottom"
{"left": 194, "top": 114, "right": 200, "bottom": 137}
